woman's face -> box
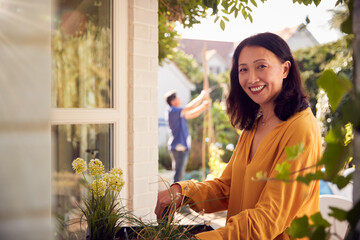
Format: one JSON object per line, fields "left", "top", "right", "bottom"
{"left": 238, "top": 46, "right": 290, "bottom": 107}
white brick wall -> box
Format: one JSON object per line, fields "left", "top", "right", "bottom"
{"left": 128, "top": 0, "right": 159, "bottom": 220}
{"left": 0, "top": 0, "right": 52, "bottom": 239}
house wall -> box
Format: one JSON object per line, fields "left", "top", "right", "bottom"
{"left": 208, "top": 54, "right": 228, "bottom": 75}
{"left": 287, "top": 29, "right": 319, "bottom": 51}
{"left": 158, "top": 62, "right": 195, "bottom": 146}
{"left": 127, "top": 0, "right": 159, "bottom": 219}
{"left": 0, "top": 0, "right": 52, "bottom": 239}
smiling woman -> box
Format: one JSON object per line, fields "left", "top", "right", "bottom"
{"left": 155, "top": 32, "right": 322, "bottom": 240}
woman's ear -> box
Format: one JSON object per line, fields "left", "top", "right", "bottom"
{"left": 282, "top": 60, "right": 291, "bottom": 78}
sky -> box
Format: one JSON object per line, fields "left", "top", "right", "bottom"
{"left": 175, "top": 0, "right": 345, "bottom": 44}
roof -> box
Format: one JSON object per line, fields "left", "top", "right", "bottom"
{"left": 178, "top": 38, "right": 235, "bottom": 66}
{"left": 274, "top": 23, "right": 304, "bottom": 41}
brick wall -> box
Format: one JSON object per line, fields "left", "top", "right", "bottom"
{"left": 128, "top": 0, "right": 159, "bottom": 220}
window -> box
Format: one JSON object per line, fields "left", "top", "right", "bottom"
{"left": 51, "top": 0, "right": 127, "bottom": 238}
{"left": 52, "top": 0, "right": 113, "bottom": 109}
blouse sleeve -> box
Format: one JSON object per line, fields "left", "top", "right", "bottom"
{"left": 177, "top": 136, "right": 243, "bottom": 213}
{"left": 195, "top": 117, "right": 321, "bottom": 239}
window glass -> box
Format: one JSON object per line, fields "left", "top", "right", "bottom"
{"left": 52, "top": 0, "right": 112, "bottom": 108}
{"left": 52, "top": 123, "right": 113, "bottom": 239}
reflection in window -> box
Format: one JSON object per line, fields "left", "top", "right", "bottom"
{"left": 52, "top": 124, "right": 113, "bottom": 239}
{"left": 52, "top": 0, "right": 113, "bottom": 108}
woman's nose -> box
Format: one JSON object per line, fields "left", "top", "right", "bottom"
{"left": 248, "top": 70, "right": 259, "bottom": 84}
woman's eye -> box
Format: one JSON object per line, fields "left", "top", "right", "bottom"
{"left": 239, "top": 68, "right": 247, "bottom": 72}
{"left": 257, "top": 64, "right": 266, "bottom": 69}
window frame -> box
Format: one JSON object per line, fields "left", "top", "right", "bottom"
{"left": 51, "top": 0, "right": 128, "bottom": 199}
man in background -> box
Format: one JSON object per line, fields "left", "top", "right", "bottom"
{"left": 165, "top": 89, "right": 209, "bottom": 183}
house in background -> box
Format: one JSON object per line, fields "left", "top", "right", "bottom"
{"left": 274, "top": 23, "right": 319, "bottom": 51}
{"left": 158, "top": 61, "right": 195, "bottom": 146}
{"left": 178, "top": 38, "right": 235, "bottom": 75}
{"left": 206, "top": 49, "right": 229, "bottom": 75}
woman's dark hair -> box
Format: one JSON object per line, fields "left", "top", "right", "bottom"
{"left": 226, "top": 32, "right": 309, "bottom": 130}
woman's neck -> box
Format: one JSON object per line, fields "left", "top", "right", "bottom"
{"left": 259, "top": 104, "right": 277, "bottom": 126}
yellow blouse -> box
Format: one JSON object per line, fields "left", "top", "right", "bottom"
{"left": 178, "top": 108, "right": 322, "bottom": 239}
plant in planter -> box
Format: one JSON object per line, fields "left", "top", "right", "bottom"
{"left": 116, "top": 185, "right": 214, "bottom": 240}
{"left": 71, "top": 157, "right": 128, "bottom": 240}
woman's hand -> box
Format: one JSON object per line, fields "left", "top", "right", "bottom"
{"left": 155, "top": 184, "right": 184, "bottom": 219}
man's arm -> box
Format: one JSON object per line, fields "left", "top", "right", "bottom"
{"left": 183, "top": 100, "right": 210, "bottom": 120}
{"left": 182, "top": 90, "right": 207, "bottom": 113}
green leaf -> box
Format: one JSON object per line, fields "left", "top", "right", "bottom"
{"left": 241, "top": 8, "right": 246, "bottom": 18}
{"left": 250, "top": 0, "right": 257, "bottom": 7}
{"left": 332, "top": 173, "right": 353, "bottom": 189}
{"left": 335, "top": 0, "right": 344, "bottom": 6}
{"left": 324, "top": 125, "right": 344, "bottom": 144}
{"left": 310, "top": 226, "right": 326, "bottom": 240}
{"left": 313, "top": 0, "right": 321, "bottom": 6}
{"left": 285, "top": 142, "right": 305, "bottom": 161}
{"left": 346, "top": 201, "right": 360, "bottom": 229}
{"left": 340, "top": 12, "right": 352, "bottom": 34}
{"left": 214, "top": 16, "right": 220, "bottom": 23}
{"left": 296, "top": 171, "right": 324, "bottom": 185}
{"left": 310, "top": 212, "right": 331, "bottom": 228}
{"left": 319, "top": 143, "right": 345, "bottom": 179}
{"left": 234, "top": 9, "right": 239, "bottom": 18}
{"left": 248, "top": 14, "right": 253, "bottom": 23}
{"left": 319, "top": 142, "right": 351, "bottom": 179}
{"left": 221, "top": 9, "right": 229, "bottom": 14}
{"left": 342, "top": 95, "right": 360, "bottom": 131}
{"left": 317, "top": 69, "right": 352, "bottom": 111}
{"left": 275, "top": 161, "right": 292, "bottom": 181}
{"left": 221, "top": 0, "right": 229, "bottom": 9}
{"left": 287, "top": 215, "right": 311, "bottom": 238}
{"left": 223, "top": 16, "right": 230, "bottom": 22}
{"left": 329, "top": 207, "right": 348, "bottom": 221}
{"left": 220, "top": 19, "right": 225, "bottom": 31}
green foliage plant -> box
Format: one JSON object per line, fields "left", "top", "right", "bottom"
{"left": 122, "top": 181, "right": 211, "bottom": 240}
{"left": 71, "top": 158, "right": 128, "bottom": 240}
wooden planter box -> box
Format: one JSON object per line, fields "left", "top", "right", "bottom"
{"left": 116, "top": 224, "right": 214, "bottom": 239}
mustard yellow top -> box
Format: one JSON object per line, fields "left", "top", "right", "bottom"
{"left": 178, "top": 108, "right": 322, "bottom": 240}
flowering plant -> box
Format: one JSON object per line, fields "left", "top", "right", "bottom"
{"left": 72, "top": 158, "right": 126, "bottom": 240}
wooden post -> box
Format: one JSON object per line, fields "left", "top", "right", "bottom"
{"left": 202, "top": 42, "right": 209, "bottom": 181}
{"left": 201, "top": 41, "right": 216, "bottom": 181}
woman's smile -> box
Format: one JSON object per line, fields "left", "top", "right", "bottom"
{"left": 249, "top": 85, "right": 265, "bottom": 93}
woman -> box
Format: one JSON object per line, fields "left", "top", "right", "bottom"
{"left": 155, "top": 32, "right": 322, "bottom": 239}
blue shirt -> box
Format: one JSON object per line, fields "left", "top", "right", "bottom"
{"left": 167, "top": 106, "right": 190, "bottom": 151}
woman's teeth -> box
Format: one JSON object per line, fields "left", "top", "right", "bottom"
{"left": 250, "top": 85, "right": 265, "bottom": 92}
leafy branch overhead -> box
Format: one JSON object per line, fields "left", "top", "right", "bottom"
{"left": 158, "top": 0, "right": 267, "bottom": 64}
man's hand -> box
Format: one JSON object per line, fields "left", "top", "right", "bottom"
{"left": 202, "top": 100, "right": 210, "bottom": 108}
{"left": 155, "top": 184, "right": 184, "bottom": 219}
